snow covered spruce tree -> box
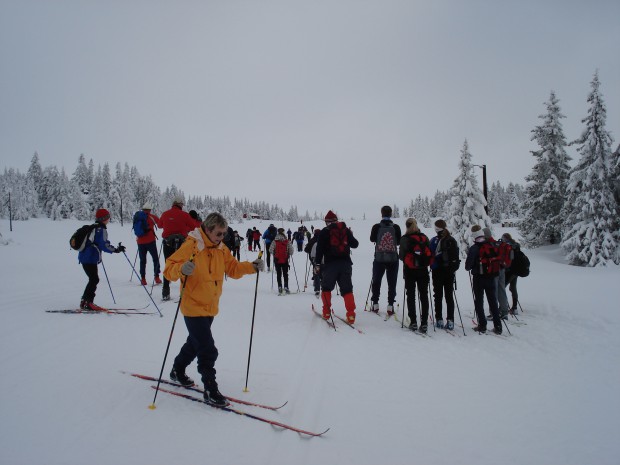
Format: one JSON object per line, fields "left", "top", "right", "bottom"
{"left": 445, "top": 139, "right": 493, "bottom": 257}
{"left": 561, "top": 72, "right": 618, "bottom": 266}
{"left": 26, "top": 153, "right": 43, "bottom": 215}
{"left": 520, "top": 91, "right": 571, "bottom": 246}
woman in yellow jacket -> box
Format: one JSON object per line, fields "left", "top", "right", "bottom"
{"left": 164, "top": 212, "right": 265, "bottom": 406}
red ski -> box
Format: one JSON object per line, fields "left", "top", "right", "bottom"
{"left": 154, "top": 386, "right": 329, "bottom": 438}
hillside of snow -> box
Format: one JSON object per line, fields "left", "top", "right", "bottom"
{"left": 0, "top": 217, "right": 619, "bottom": 465}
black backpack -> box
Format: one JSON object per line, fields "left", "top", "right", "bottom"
{"left": 511, "top": 248, "right": 530, "bottom": 277}
{"left": 70, "top": 224, "right": 97, "bottom": 251}
{"left": 223, "top": 227, "right": 236, "bottom": 250}
{"left": 440, "top": 236, "right": 461, "bottom": 272}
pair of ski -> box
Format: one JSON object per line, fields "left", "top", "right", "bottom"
{"left": 46, "top": 305, "right": 155, "bottom": 315}
{"left": 126, "top": 372, "right": 328, "bottom": 437}
{"left": 470, "top": 319, "right": 508, "bottom": 338}
{"left": 311, "top": 305, "right": 364, "bottom": 334}
{"left": 367, "top": 307, "right": 397, "bottom": 322}
{"left": 383, "top": 311, "right": 431, "bottom": 338}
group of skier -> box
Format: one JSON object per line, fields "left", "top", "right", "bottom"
{"left": 74, "top": 202, "right": 523, "bottom": 407}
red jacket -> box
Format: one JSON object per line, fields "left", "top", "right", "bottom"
{"left": 136, "top": 212, "right": 160, "bottom": 245}
{"left": 157, "top": 205, "right": 196, "bottom": 238}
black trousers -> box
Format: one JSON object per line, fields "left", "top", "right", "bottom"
{"left": 404, "top": 269, "right": 430, "bottom": 324}
{"left": 275, "top": 263, "right": 289, "bottom": 289}
{"left": 81, "top": 263, "right": 99, "bottom": 303}
{"left": 174, "top": 316, "right": 218, "bottom": 385}
{"left": 432, "top": 268, "right": 455, "bottom": 321}
{"left": 162, "top": 235, "right": 185, "bottom": 296}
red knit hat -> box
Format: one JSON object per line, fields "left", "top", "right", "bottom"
{"left": 95, "top": 208, "right": 110, "bottom": 221}
{"left": 324, "top": 210, "right": 338, "bottom": 222}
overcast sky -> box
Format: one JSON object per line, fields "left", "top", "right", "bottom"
{"left": 1, "top": 0, "right": 618, "bottom": 219}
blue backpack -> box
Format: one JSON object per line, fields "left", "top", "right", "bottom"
{"left": 132, "top": 210, "right": 149, "bottom": 237}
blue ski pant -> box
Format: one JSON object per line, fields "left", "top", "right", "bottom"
{"left": 174, "top": 316, "right": 218, "bottom": 385}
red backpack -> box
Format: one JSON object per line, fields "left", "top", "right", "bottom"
{"left": 328, "top": 222, "right": 350, "bottom": 257}
{"left": 497, "top": 241, "right": 513, "bottom": 268}
{"left": 403, "top": 233, "right": 433, "bottom": 270}
{"left": 274, "top": 239, "right": 289, "bottom": 265}
{"left": 478, "top": 241, "right": 502, "bottom": 276}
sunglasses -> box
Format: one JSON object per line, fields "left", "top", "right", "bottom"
{"left": 212, "top": 231, "right": 226, "bottom": 238}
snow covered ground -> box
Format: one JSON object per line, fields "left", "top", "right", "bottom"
{"left": 1, "top": 217, "right": 619, "bottom": 465}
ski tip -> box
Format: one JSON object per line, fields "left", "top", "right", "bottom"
{"left": 304, "top": 427, "right": 330, "bottom": 437}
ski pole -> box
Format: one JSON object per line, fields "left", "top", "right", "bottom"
{"left": 502, "top": 315, "right": 512, "bottom": 335}
{"left": 414, "top": 286, "right": 420, "bottom": 324}
{"left": 149, "top": 255, "right": 194, "bottom": 410}
{"left": 468, "top": 271, "right": 478, "bottom": 324}
{"left": 129, "top": 248, "right": 138, "bottom": 281}
{"left": 364, "top": 277, "right": 373, "bottom": 311}
{"left": 303, "top": 254, "right": 309, "bottom": 291}
{"left": 100, "top": 256, "right": 116, "bottom": 304}
{"left": 244, "top": 251, "right": 263, "bottom": 392}
{"left": 122, "top": 251, "right": 163, "bottom": 317}
{"left": 401, "top": 279, "right": 406, "bottom": 329}
{"left": 427, "top": 281, "right": 435, "bottom": 332}
{"left": 290, "top": 256, "right": 300, "bottom": 292}
{"left": 453, "top": 276, "right": 466, "bottom": 336}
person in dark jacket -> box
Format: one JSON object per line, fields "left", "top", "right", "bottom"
{"left": 262, "top": 224, "right": 278, "bottom": 271}
{"left": 314, "top": 210, "right": 359, "bottom": 323}
{"left": 246, "top": 228, "right": 254, "bottom": 251}
{"left": 78, "top": 208, "right": 126, "bottom": 310}
{"left": 188, "top": 210, "right": 202, "bottom": 228}
{"left": 399, "top": 218, "right": 431, "bottom": 332}
{"left": 157, "top": 198, "right": 196, "bottom": 301}
{"left": 465, "top": 226, "right": 502, "bottom": 334}
{"left": 501, "top": 233, "right": 521, "bottom": 314}
{"left": 304, "top": 228, "right": 322, "bottom": 296}
{"left": 429, "top": 219, "right": 460, "bottom": 330}
{"left": 293, "top": 227, "right": 305, "bottom": 252}
{"left": 369, "top": 206, "right": 402, "bottom": 316}
{"left": 231, "top": 230, "right": 243, "bottom": 260}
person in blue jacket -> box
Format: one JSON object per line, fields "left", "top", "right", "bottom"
{"left": 78, "top": 208, "right": 125, "bottom": 311}
{"left": 262, "top": 224, "right": 278, "bottom": 271}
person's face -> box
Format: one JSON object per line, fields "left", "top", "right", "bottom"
{"left": 206, "top": 225, "right": 227, "bottom": 245}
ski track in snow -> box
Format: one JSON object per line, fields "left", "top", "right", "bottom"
{"left": 1, "top": 218, "right": 619, "bottom": 465}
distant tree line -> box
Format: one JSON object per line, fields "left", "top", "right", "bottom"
{"left": 0, "top": 153, "right": 315, "bottom": 223}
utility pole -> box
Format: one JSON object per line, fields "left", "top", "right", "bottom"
{"left": 473, "top": 164, "right": 489, "bottom": 215}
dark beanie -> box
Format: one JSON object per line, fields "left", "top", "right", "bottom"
{"left": 434, "top": 219, "right": 447, "bottom": 230}
{"left": 324, "top": 210, "right": 338, "bottom": 222}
